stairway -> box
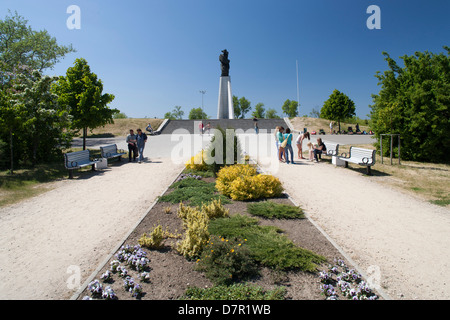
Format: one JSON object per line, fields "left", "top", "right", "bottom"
{"left": 160, "top": 119, "right": 288, "bottom": 134}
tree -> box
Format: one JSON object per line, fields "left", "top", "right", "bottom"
{"left": 232, "top": 96, "right": 241, "bottom": 119}
{"left": 0, "top": 11, "right": 75, "bottom": 74}
{"left": 281, "top": 99, "right": 299, "bottom": 118}
{"left": 188, "top": 107, "right": 208, "bottom": 120}
{"left": 251, "top": 103, "right": 265, "bottom": 118}
{"left": 370, "top": 48, "right": 450, "bottom": 162}
{"left": 320, "top": 90, "right": 355, "bottom": 132}
{"left": 11, "top": 70, "right": 72, "bottom": 165}
{"left": 238, "top": 97, "right": 251, "bottom": 119}
{"left": 164, "top": 106, "right": 184, "bottom": 120}
{"left": 53, "top": 58, "right": 117, "bottom": 150}
{"left": 265, "top": 108, "right": 280, "bottom": 119}
{"left": 113, "top": 112, "right": 127, "bottom": 119}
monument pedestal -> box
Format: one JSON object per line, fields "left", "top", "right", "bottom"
{"left": 217, "top": 76, "right": 234, "bottom": 119}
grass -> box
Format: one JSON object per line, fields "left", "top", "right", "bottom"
{"left": 158, "top": 177, "right": 230, "bottom": 207}
{"left": 247, "top": 201, "right": 305, "bottom": 219}
{"left": 78, "top": 118, "right": 163, "bottom": 138}
{"left": 208, "top": 214, "right": 326, "bottom": 272}
{"left": 182, "top": 283, "right": 287, "bottom": 300}
{"left": 0, "top": 163, "right": 68, "bottom": 207}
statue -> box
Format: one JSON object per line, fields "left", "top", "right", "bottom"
{"left": 219, "top": 49, "right": 230, "bottom": 77}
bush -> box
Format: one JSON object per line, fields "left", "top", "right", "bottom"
{"left": 182, "top": 283, "right": 287, "bottom": 300}
{"left": 247, "top": 201, "right": 305, "bottom": 219}
{"left": 215, "top": 164, "right": 258, "bottom": 197}
{"left": 201, "top": 198, "right": 229, "bottom": 220}
{"left": 228, "top": 174, "right": 284, "bottom": 201}
{"left": 138, "top": 225, "right": 165, "bottom": 249}
{"left": 209, "top": 215, "right": 326, "bottom": 271}
{"left": 176, "top": 203, "right": 210, "bottom": 259}
{"left": 196, "top": 235, "right": 258, "bottom": 285}
{"left": 185, "top": 150, "right": 208, "bottom": 171}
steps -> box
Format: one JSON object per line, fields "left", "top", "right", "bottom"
{"left": 160, "top": 119, "right": 288, "bottom": 134}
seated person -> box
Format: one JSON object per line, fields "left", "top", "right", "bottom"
{"left": 146, "top": 123, "right": 153, "bottom": 134}
{"left": 312, "top": 138, "right": 327, "bottom": 162}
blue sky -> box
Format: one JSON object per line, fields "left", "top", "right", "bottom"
{"left": 1, "top": 0, "right": 449, "bottom": 119}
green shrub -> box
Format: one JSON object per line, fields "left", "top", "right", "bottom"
{"left": 182, "top": 283, "right": 286, "bottom": 300}
{"left": 209, "top": 215, "right": 325, "bottom": 271}
{"left": 247, "top": 201, "right": 305, "bottom": 219}
{"left": 196, "top": 235, "right": 258, "bottom": 285}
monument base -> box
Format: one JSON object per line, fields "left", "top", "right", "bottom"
{"left": 217, "top": 76, "right": 234, "bottom": 119}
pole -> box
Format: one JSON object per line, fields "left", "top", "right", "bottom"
{"left": 199, "top": 90, "right": 206, "bottom": 120}
{"left": 296, "top": 60, "right": 300, "bottom": 115}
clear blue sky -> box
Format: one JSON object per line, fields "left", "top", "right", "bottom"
{"left": 1, "top": 0, "right": 449, "bottom": 119}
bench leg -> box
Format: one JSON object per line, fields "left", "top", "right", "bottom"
{"left": 69, "top": 170, "right": 73, "bottom": 179}
{"left": 91, "top": 164, "right": 96, "bottom": 171}
{"left": 367, "top": 166, "right": 372, "bottom": 175}
{"left": 344, "top": 161, "right": 348, "bottom": 168}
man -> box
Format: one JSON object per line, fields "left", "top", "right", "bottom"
{"left": 146, "top": 123, "right": 153, "bottom": 134}
{"left": 126, "top": 129, "right": 138, "bottom": 162}
{"left": 136, "top": 128, "right": 148, "bottom": 163}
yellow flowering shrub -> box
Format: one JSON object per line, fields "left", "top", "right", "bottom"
{"left": 185, "top": 150, "right": 208, "bottom": 171}
{"left": 215, "top": 164, "right": 258, "bottom": 197}
{"left": 228, "top": 174, "right": 284, "bottom": 201}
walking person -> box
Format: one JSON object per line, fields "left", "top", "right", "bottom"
{"left": 284, "top": 128, "right": 294, "bottom": 164}
{"left": 329, "top": 121, "right": 333, "bottom": 134}
{"left": 126, "top": 129, "right": 138, "bottom": 162}
{"left": 136, "top": 128, "right": 148, "bottom": 163}
{"left": 296, "top": 131, "right": 310, "bottom": 159}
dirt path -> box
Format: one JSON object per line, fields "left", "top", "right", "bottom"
{"left": 258, "top": 157, "right": 450, "bottom": 300}
{"left": 0, "top": 158, "right": 183, "bottom": 299}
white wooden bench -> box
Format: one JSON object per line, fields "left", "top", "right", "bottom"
{"left": 100, "top": 144, "right": 126, "bottom": 161}
{"left": 337, "top": 146, "right": 376, "bottom": 175}
{"left": 64, "top": 149, "right": 99, "bottom": 179}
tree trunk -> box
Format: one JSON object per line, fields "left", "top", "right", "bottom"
{"left": 9, "top": 129, "right": 14, "bottom": 174}
{"left": 83, "top": 127, "right": 87, "bottom": 150}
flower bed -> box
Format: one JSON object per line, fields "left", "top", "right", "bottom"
{"left": 77, "top": 162, "right": 380, "bottom": 300}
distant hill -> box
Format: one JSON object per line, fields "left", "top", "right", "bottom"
{"left": 289, "top": 117, "right": 370, "bottom": 134}
{"left": 78, "top": 118, "right": 164, "bottom": 137}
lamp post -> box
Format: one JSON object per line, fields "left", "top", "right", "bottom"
{"left": 199, "top": 90, "right": 206, "bottom": 119}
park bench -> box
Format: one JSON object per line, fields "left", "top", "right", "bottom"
{"left": 100, "top": 144, "right": 126, "bottom": 161}
{"left": 337, "top": 146, "right": 376, "bottom": 175}
{"left": 64, "top": 149, "right": 99, "bottom": 179}
{"left": 317, "top": 142, "right": 339, "bottom": 160}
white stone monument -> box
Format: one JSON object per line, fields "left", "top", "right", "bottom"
{"left": 217, "top": 49, "right": 234, "bottom": 119}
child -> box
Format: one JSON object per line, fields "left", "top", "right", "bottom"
{"left": 307, "top": 142, "right": 315, "bottom": 161}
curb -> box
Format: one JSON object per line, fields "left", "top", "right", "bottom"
{"left": 70, "top": 163, "right": 184, "bottom": 300}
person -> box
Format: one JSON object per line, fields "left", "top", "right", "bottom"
{"left": 329, "top": 121, "right": 333, "bottom": 134}
{"left": 206, "top": 122, "right": 211, "bottom": 135}
{"left": 276, "top": 126, "right": 285, "bottom": 162}
{"left": 283, "top": 128, "right": 294, "bottom": 164}
{"left": 146, "top": 123, "right": 153, "bottom": 134}
{"left": 199, "top": 122, "right": 204, "bottom": 135}
{"left": 254, "top": 121, "right": 259, "bottom": 134}
{"left": 307, "top": 142, "right": 315, "bottom": 161}
{"left": 355, "top": 123, "right": 360, "bottom": 133}
{"left": 136, "top": 128, "right": 148, "bottom": 163}
{"left": 126, "top": 129, "right": 138, "bottom": 162}
{"left": 296, "top": 131, "right": 310, "bottom": 159}
{"left": 312, "top": 138, "right": 327, "bottom": 163}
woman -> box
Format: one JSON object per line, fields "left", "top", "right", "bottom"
{"left": 284, "top": 128, "right": 294, "bottom": 164}
{"left": 296, "top": 131, "right": 310, "bottom": 159}
{"left": 276, "top": 126, "right": 285, "bottom": 162}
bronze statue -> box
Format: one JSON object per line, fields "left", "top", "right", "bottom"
{"left": 219, "top": 49, "right": 230, "bottom": 77}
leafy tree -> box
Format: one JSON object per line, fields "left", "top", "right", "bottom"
{"left": 370, "top": 48, "right": 450, "bottom": 163}
{"left": 188, "top": 107, "right": 209, "bottom": 120}
{"left": 10, "top": 70, "right": 72, "bottom": 165}
{"left": 265, "top": 108, "right": 280, "bottom": 119}
{"left": 251, "top": 103, "right": 265, "bottom": 118}
{"left": 281, "top": 99, "right": 299, "bottom": 118}
{"left": 232, "top": 96, "right": 251, "bottom": 119}
{"left": 164, "top": 106, "right": 184, "bottom": 120}
{"left": 113, "top": 112, "right": 127, "bottom": 119}
{"left": 320, "top": 90, "right": 355, "bottom": 132}
{"left": 53, "top": 58, "right": 117, "bottom": 150}
{"left": 0, "top": 11, "right": 75, "bottom": 74}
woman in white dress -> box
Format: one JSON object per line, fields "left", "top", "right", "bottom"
{"left": 296, "top": 131, "right": 310, "bottom": 159}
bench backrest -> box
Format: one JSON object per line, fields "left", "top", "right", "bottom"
{"left": 349, "top": 147, "right": 376, "bottom": 165}
{"left": 64, "top": 149, "right": 92, "bottom": 168}
{"left": 325, "top": 142, "right": 339, "bottom": 156}
{"left": 100, "top": 144, "right": 118, "bottom": 158}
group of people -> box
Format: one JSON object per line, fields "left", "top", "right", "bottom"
{"left": 199, "top": 122, "right": 211, "bottom": 135}
{"left": 126, "top": 128, "right": 148, "bottom": 163}
{"left": 275, "top": 126, "right": 327, "bottom": 164}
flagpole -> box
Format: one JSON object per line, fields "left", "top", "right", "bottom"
{"left": 296, "top": 60, "right": 300, "bottom": 115}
